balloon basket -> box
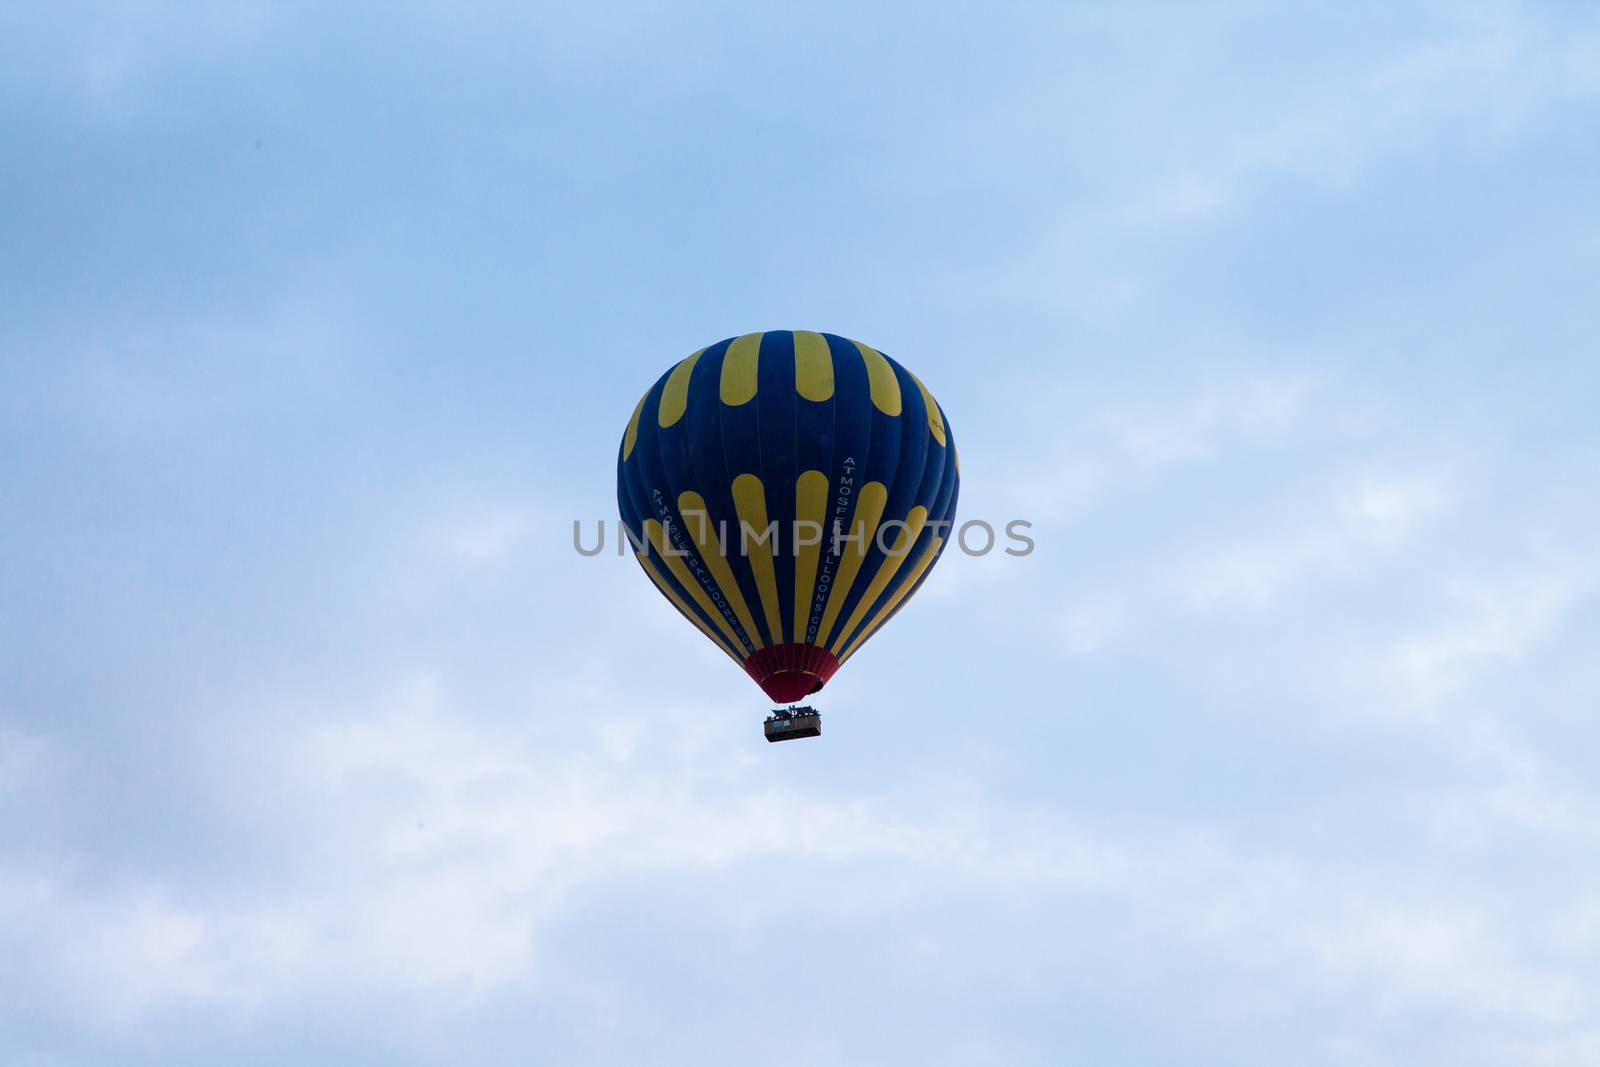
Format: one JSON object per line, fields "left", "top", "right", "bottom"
{"left": 763, "top": 706, "right": 822, "bottom": 743}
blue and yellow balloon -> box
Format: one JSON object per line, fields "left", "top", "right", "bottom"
{"left": 617, "top": 331, "right": 959, "bottom": 703}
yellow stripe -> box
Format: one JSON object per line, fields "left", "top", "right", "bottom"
{"left": 658, "top": 349, "right": 704, "bottom": 428}
{"left": 837, "top": 535, "right": 944, "bottom": 663}
{"left": 792, "top": 470, "right": 829, "bottom": 641}
{"left": 909, "top": 372, "right": 946, "bottom": 446}
{"left": 853, "top": 340, "right": 902, "bottom": 417}
{"left": 622, "top": 389, "right": 647, "bottom": 460}
{"left": 676, "top": 491, "right": 765, "bottom": 650}
{"left": 793, "top": 331, "right": 834, "bottom": 402}
{"left": 636, "top": 555, "right": 744, "bottom": 664}
{"left": 645, "top": 518, "right": 745, "bottom": 651}
{"left": 720, "top": 333, "right": 762, "bottom": 406}
{"left": 732, "top": 474, "right": 784, "bottom": 644}
{"left": 814, "top": 480, "right": 888, "bottom": 647}
{"left": 829, "top": 506, "right": 928, "bottom": 655}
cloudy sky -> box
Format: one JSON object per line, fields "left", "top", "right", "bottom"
{"left": 3, "top": 2, "right": 1599, "bottom": 1064}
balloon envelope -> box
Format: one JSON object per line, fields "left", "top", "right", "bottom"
{"left": 617, "top": 331, "right": 959, "bottom": 703}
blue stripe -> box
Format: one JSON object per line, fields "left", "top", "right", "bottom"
{"left": 627, "top": 354, "right": 759, "bottom": 653}
{"left": 800, "top": 333, "right": 872, "bottom": 644}
{"left": 617, "top": 372, "right": 746, "bottom": 650}
{"left": 824, "top": 351, "right": 933, "bottom": 645}
{"left": 755, "top": 331, "right": 800, "bottom": 642}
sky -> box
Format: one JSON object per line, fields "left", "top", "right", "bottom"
{"left": 2, "top": 2, "right": 1599, "bottom": 1064}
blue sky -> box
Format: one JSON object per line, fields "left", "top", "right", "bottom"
{"left": 3, "top": 2, "right": 1599, "bottom": 1064}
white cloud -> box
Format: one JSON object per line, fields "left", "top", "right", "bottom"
{"left": 1105, "top": 376, "right": 1318, "bottom": 467}
{"left": 996, "top": 371, "right": 1321, "bottom": 526}
{"left": 1171, "top": 472, "right": 1450, "bottom": 612}
{"left": 429, "top": 509, "right": 541, "bottom": 568}
{"left": 1057, "top": 595, "right": 1129, "bottom": 656}
{"left": 3, "top": 2, "right": 279, "bottom": 117}
{"left": 5, "top": 676, "right": 1591, "bottom": 1050}
{"left": 1301, "top": 902, "right": 1584, "bottom": 1022}
{"left": 1385, "top": 563, "right": 1593, "bottom": 708}
{"left": 1108, "top": 8, "right": 1600, "bottom": 226}
{"left": 4, "top": 694, "right": 1127, "bottom": 1019}
{"left": 0, "top": 727, "right": 50, "bottom": 798}
{"left": 1344, "top": 477, "right": 1447, "bottom": 542}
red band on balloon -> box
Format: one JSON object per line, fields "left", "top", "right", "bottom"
{"left": 743, "top": 644, "right": 841, "bottom": 704}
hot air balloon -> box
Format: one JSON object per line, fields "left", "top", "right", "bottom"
{"left": 616, "top": 331, "right": 959, "bottom": 739}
